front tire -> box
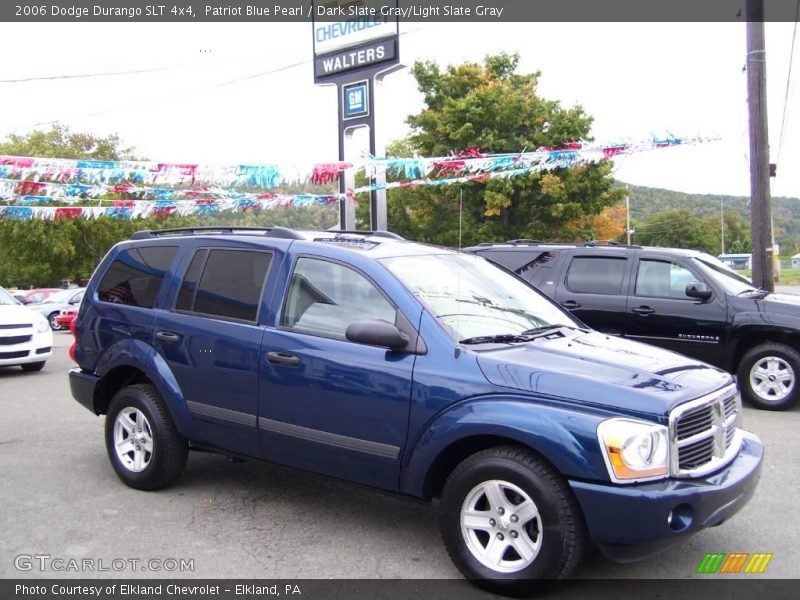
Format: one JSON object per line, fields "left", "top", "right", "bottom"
{"left": 105, "top": 384, "right": 188, "bottom": 490}
{"left": 738, "top": 342, "right": 800, "bottom": 411}
{"left": 48, "top": 312, "right": 63, "bottom": 331}
{"left": 438, "top": 446, "right": 585, "bottom": 597}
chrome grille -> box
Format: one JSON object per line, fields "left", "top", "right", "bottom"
{"left": 669, "top": 385, "right": 743, "bottom": 478}
{"left": 675, "top": 405, "right": 714, "bottom": 440}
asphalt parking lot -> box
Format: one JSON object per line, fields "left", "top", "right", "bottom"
{"left": 0, "top": 332, "right": 797, "bottom": 581}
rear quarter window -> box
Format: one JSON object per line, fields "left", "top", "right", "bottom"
{"left": 98, "top": 246, "right": 178, "bottom": 308}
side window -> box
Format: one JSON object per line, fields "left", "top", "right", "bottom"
{"left": 635, "top": 259, "right": 696, "bottom": 299}
{"left": 282, "top": 258, "right": 396, "bottom": 338}
{"left": 565, "top": 257, "right": 627, "bottom": 295}
{"left": 98, "top": 246, "right": 178, "bottom": 308}
{"left": 176, "top": 249, "right": 272, "bottom": 322}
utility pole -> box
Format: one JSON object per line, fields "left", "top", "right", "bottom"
{"left": 720, "top": 197, "right": 725, "bottom": 255}
{"left": 746, "top": 0, "right": 774, "bottom": 291}
{"left": 626, "top": 190, "right": 631, "bottom": 245}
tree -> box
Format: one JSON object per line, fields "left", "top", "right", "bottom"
{"left": 383, "top": 53, "right": 623, "bottom": 245}
{"left": 635, "top": 209, "right": 719, "bottom": 252}
{"left": 568, "top": 203, "right": 626, "bottom": 243}
{"left": 0, "top": 123, "right": 138, "bottom": 160}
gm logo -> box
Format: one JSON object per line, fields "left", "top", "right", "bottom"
{"left": 342, "top": 80, "right": 369, "bottom": 119}
{"left": 696, "top": 552, "right": 773, "bottom": 574}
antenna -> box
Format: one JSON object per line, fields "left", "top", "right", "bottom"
{"left": 455, "top": 189, "right": 463, "bottom": 358}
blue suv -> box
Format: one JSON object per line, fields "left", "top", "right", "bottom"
{"left": 69, "top": 227, "right": 763, "bottom": 595}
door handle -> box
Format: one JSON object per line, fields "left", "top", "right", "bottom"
{"left": 632, "top": 306, "right": 656, "bottom": 315}
{"left": 267, "top": 351, "right": 301, "bottom": 367}
{"left": 562, "top": 300, "right": 581, "bottom": 310}
{"left": 155, "top": 331, "right": 181, "bottom": 343}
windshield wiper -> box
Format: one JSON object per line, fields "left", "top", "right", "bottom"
{"left": 459, "top": 334, "right": 532, "bottom": 345}
{"left": 520, "top": 324, "right": 574, "bottom": 337}
{"left": 460, "top": 325, "right": 580, "bottom": 345}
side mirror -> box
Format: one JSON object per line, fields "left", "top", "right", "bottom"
{"left": 346, "top": 319, "right": 409, "bottom": 351}
{"left": 685, "top": 281, "right": 712, "bottom": 301}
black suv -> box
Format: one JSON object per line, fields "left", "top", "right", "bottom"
{"left": 466, "top": 241, "right": 800, "bottom": 411}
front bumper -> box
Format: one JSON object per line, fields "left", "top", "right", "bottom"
{"left": 569, "top": 430, "right": 763, "bottom": 562}
{"left": 0, "top": 329, "right": 53, "bottom": 366}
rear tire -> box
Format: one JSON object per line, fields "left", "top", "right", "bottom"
{"left": 105, "top": 384, "right": 188, "bottom": 490}
{"left": 438, "top": 446, "right": 585, "bottom": 597}
{"left": 21, "top": 361, "right": 45, "bottom": 372}
{"left": 738, "top": 342, "right": 800, "bottom": 411}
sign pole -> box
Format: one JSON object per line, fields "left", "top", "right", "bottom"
{"left": 312, "top": 0, "right": 401, "bottom": 232}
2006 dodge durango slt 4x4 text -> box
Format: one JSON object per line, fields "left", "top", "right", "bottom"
{"left": 69, "top": 227, "right": 763, "bottom": 595}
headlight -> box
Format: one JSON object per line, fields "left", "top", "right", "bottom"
{"left": 34, "top": 314, "right": 50, "bottom": 333}
{"left": 597, "top": 419, "right": 669, "bottom": 482}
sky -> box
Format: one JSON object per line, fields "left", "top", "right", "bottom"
{"left": 0, "top": 21, "right": 798, "bottom": 207}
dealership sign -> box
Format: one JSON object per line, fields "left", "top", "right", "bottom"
{"left": 314, "top": 38, "right": 396, "bottom": 79}
{"left": 313, "top": 0, "right": 398, "bottom": 56}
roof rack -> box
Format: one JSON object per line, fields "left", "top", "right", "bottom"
{"left": 328, "top": 230, "right": 405, "bottom": 240}
{"left": 583, "top": 240, "right": 642, "bottom": 249}
{"left": 131, "top": 226, "right": 305, "bottom": 240}
{"left": 505, "top": 239, "right": 546, "bottom": 246}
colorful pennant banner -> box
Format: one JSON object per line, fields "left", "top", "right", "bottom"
{"left": 0, "top": 136, "right": 716, "bottom": 220}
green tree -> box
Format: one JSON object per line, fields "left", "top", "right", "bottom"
{"left": 635, "top": 209, "right": 719, "bottom": 252}
{"left": 0, "top": 123, "right": 137, "bottom": 160}
{"left": 381, "top": 53, "right": 623, "bottom": 245}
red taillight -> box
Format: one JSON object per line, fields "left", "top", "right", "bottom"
{"left": 68, "top": 316, "right": 78, "bottom": 363}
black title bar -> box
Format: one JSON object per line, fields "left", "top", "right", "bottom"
{"left": 3, "top": 0, "right": 800, "bottom": 23}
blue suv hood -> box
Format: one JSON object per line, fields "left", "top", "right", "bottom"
{"left": 476, "top": 330, "right": 732, "bottom": 417}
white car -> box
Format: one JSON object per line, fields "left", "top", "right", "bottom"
{"left": 0, "top": 286, "right": 53, "bottom": 372}
{"left": 27, "top": 287, "right": 85, "bottom": 330}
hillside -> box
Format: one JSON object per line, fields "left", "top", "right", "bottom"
{"left": 620, "top": 183, "right": 800, "bottom": 253}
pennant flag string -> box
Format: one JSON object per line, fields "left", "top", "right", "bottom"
{"left": 0, "top": 135, "right": 715, "bottom": 189}
{"left": 0, "top": 135, "right": 719, "bottom": 220}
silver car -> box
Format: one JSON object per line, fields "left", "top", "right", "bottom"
{"left": 28, "top": 288, "right": 85, "bottom": 330}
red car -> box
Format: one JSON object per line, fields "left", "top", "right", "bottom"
{"left": 13, "top": 288, "right": 61, "bottom": 305}
{"left": 56, "top": 308, "right": 78, "bottom": 329}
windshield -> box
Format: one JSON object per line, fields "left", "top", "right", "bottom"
{"left": 692, "top": 254, "right": 757, "bottom": 295}
{"left": 382, "top": 253, "right": 577, "bottom": 341}
{"left": 0, "top": 287, "right": 18, "bottom": 305}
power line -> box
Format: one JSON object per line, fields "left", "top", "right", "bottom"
{"left": 777, "top": 0, "right": 800, "bottom": 166}
{"left": 0, "top": 65, "right": 182, "bottom": 84}
{"left": 30, "top": 58, "right": 310, "bottom": 126}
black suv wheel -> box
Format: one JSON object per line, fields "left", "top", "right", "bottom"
{"left": 738, "top": 342, "right": 800, "bottom": 410}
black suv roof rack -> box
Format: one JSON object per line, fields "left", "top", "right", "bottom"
{"left": 131, "top": 226, "right": 305, "bottom": 240}
{"left": 329, "top": 230, "right": 405, "bottom": 240}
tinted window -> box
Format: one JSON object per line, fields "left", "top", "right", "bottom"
{"left": 98, "top": 246, "right": 178, "bottom": 308}
{"left": 282, "top": 258, "right": 395, "bottom": 338}
{"left": 635, "top": 259, "right": 695, "bottom": 299}
{"left": 178, "top": 249, "right": 272, "bottom": 321}
{"left": 565, "top": 257, "right": 626, "bottom": 295}
{"left": 175, "top": 249, "right": 208, "bottom": 312}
